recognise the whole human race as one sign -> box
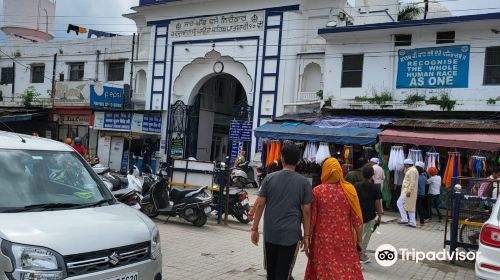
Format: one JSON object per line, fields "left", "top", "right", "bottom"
{"left": 396, "top": 45, "right": 470, "bottom": 89}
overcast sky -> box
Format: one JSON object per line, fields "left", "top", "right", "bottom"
{"left": 53, "top": 0, "right": 138, "bottom": 40}
{"left": 2, "top": 0, "right": 500, "bottom": 41}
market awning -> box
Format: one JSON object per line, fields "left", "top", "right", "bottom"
{"left": 254, "top": 122, "right": 381, "bottom": 145}
{"left": 379, "top": 129, "right": 500, "bottom": 151}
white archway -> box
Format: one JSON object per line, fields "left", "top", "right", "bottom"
{"left": 172, "top": 50, "right": 254, "bottom": 105}
{"left": 301, "top": 62, "right": 323, "bottom": 92}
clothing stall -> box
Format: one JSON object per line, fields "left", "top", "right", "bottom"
{"left": 379, "top": 128, "right": 500, "bottom": 209}
{"left": 254, "top": 121, "right": 382, "bottom": 187}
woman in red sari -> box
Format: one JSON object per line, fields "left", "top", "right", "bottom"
{"left": 305, "top": 157, "right": 364, "bottom": 280}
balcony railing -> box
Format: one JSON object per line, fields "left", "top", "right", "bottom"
{"left": 298, "top": 91, "right": 320, "bottom": 102}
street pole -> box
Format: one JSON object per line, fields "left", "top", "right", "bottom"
{"left": 127, "top": 34, "right": 135, "bottom": 174}
{"left": 51, "top": 53, "right": 57, "bottom": 108}
{"left": 424, "top": 0, "right": 429, "bottom": 20}
{"left": 11, "top": 62, "right": 15, "bottom": 102}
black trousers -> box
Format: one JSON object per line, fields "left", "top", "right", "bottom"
{"left": 416, "top": 195, "right": 429, "bottom": 223}
{"left": 265, "top": 241, "right": 298, "bottom": 280}
{"left": 428, "top": 194, "right": 443, "bottom": 220}
{"left": 391, "top": 185, "right": 402, "bottom": 212}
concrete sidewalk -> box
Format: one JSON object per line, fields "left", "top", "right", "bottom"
{"left": 155, "top": 210, "right": 476, "bottom": 280}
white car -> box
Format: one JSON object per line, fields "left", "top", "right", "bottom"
{"left": 476, "top": 198, "right": 500, "bottom": 279}
{"left": 0, "top": 132, "right": 162, "bottom": 280}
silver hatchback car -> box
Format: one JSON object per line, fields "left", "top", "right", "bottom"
{"left": 0, "top": 132, "right": 162, "bottom": 280}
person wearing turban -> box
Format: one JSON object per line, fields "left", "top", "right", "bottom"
{"left": 427, "top": 167, "right": 443, "bottom": 221}
{"left": 304, "top": 157, "right": 363, "bottom": 280}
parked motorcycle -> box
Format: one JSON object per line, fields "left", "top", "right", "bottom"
{"left": 140, "top": 169, "right": 213, "bottom": 227}
{"left": 92, "top": 164, "right": 143, "bottom": 210}
{"left": 231, "top": 161, "right": 258, "bottom": 189}
{"left": 211, "top": 185, "right": 251, "bottom": 224}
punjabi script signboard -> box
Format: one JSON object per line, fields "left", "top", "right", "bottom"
{"left": 170, "top": 11, "right": 265, "bottom": 38}
{"left": 397, "top": 45, "right": 470, "bottom": 89}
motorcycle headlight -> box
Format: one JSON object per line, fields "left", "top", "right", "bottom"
{"left": 150, "top": 227, "right": 161, "bottom": 260}
{"left": 1, "top": 240, "right": 65, "bottom": 280}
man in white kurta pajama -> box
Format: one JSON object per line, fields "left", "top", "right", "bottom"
{"left": 397, "top": 159, "right": 419, "bottom": 228}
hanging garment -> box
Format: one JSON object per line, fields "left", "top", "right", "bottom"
{"left": 425, "top": 152, "right": 440, "bottom": 172}
{"left": 443, "top": 152, "right": 461, "bottom": 188}
{"left": 408, "top": 149, "right": 423, "bottom": 164}
{"left": 388, "top": 146, "right": 405, "bottom": 172}
{"left": 67, "top": 24, "right": 87, "bottom": 35}
{"left": 303, "top": 142, "right": 318, "bottom": 163}
{"left": 88, "top": 29, "right": 118, "bottom": 38}
{"left": 343, "top": 146, "right": 354, "bottom": 165}
{"left": 470, "top": 156, "right": 487, "bottom": 178}
{"left": 315, "top": 142, "right": 331, "bottom": 165}
{"left": 261, "top": 142, "right": 267, "bottom": 168}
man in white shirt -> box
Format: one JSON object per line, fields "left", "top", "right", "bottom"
{"left": 370, "top": 158, "right": 385, "bottom": 192}
{"left": 427, "top": 167, "right": 442, "bottom": 221}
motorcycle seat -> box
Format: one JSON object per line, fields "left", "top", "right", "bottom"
{"left": 119, "top": 177, "right": 129, "bottom": 184}
{"left": 170, "top": 188, "right": 200, "bottom": 200}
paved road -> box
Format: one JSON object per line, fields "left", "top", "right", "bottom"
{"left": 155, "top": 211, "right": 477, "bottom": 280}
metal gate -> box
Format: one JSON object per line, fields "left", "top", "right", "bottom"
{"left": 167, "top": 100, "right": 189, "bottom": 160}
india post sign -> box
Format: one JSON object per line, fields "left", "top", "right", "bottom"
{"left": 397, "top": 45, "right": 470, "bottom": 88}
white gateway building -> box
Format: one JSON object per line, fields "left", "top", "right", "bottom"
{"left": 126, "top": 0, "right": 397, "bottom": 162}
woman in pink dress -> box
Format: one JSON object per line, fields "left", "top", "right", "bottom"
{"left": 305, "top": 157, "right": 364, "bottom": 280}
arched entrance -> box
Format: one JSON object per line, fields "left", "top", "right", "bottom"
{"left": 186, "top": 74, "right": 249, "bottom": 162}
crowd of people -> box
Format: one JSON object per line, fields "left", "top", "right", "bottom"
{"left": 247, "top": 143, "right": 499, "bottom": 280}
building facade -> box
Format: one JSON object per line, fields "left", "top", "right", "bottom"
{"left": 126, "top": 0, "right": 399, "bottom": 162}
{"left": 319, "top": 12, "right": 500, "bottom": 112}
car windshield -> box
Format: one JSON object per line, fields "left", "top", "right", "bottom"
{"left": 0, "top": 149, "right": 114, "bottom": 212}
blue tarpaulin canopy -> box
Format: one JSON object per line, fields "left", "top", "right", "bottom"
{"left": 254, "top": 122, "right": 381, "bottom": 145}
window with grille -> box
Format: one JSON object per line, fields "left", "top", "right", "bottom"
{"left": 341, "top": 54, "right": 364, "bottom": 88}
{"left": 394, "top": 34, "right": 412, "bottom": 47}
{"left": 1, "top": 67, "right": 13, "bottom": 84}
{"left": 107, "top": 61, "right": 125, "bottom": 81}
{"left": 69, "top": 63, "right": 84, "bottom": 81}
{"left": 484, "top": 46, "right": 500, "bottom": 85}
{"left": 436, "top": 31, "right": 455, "bottom": 44}
{"left": 31, "top": 64, "right": 45, "bottom": 83}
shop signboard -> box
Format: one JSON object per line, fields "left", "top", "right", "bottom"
{"left": 170, "top": 132, "right": 185, "bottom": 159}
{"left": 54, "top": 81, "right": 90, "bottom": 106}
{"left": 59, "top": 114, "right": 90, "bottom": 126}
{"left": 94, "top": 112, "right": 162, "bottom": 135}
{"left": 229, "top": 120, "right": 253, "bottom": 141}
{"left": 397, "top": 45, "right": 470, "bottom": 88}
{"left": 103, "top": 112, "right": 132, "bottom": 131}
{"left": 90, "top": 82, "right": 124, "bottom": 109}
{"left": 170, "top": 11, "right": 264, "bottom": 39}
{"left": 142, "top": 114, "right": 162, "bottom": 134}
{"left": 230, "top": 142, "right": 241, "bottom": 165}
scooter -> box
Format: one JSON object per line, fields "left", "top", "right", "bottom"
{"left": 211, "top": 185, "right": 251, "bottom": 224}
{"left": 93, "top": 165, "right": 143, "bottom": 210}
{"left": 231, "top": 161, "right": 258, "bottom": 188}
{"left": 140, "top": 169, "right": 213, "bottom": 227}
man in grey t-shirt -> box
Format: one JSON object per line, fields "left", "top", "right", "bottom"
{"left": 250, "top": 143, "right": 312, "bottom": 280}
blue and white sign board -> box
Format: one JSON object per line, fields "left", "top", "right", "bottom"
{"left": 229, "top": 120, "right": 253, "bottom": 141}
{"left": 143, "top": 114, "right": 162, "bottom": 134}
{"left": 90, "top": 82, "right": 125, "bottom": 109}
{"left": 397, "top": 45, "right": 470, "bottom": 88}
{"left": 103, "top": 112, "right": 132, "bottom": 130}
{"left": 93, "top": 112, "right": 162, "bottom": 135}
